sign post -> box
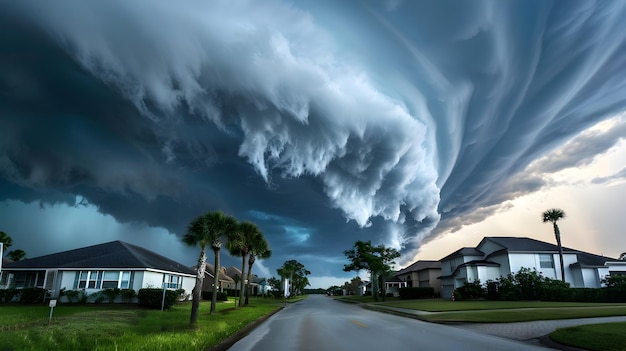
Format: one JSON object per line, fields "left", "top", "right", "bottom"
{"left": 48, "top": 299, "right": 57, "bottom": 325}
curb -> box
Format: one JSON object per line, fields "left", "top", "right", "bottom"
{"left": 207, "top": 306, "right": 284, "bottom": 351}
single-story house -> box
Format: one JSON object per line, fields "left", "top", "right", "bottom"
{"left": 395, "top": 260, "right": 442, "bottom": 295}
{"left": 0, "top": 240, "right": 195, "bottom": 301}
{"left": 384, "top": 275, "right": 407, "bottom": 297}
{"left": 439, "top": 236, "right": 624, "bottom": 298}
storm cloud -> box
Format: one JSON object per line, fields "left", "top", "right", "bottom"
{"left": 2, "top": 0, "right": 626, "bottom": 280}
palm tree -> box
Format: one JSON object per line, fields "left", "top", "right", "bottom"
{"left": 542, "top": 208, "right": 566, "bottom": 282}
{"left": 183, "top": 211, "right": 238, "bottom": 325}
{"left": 245, "top": 234, "right": 271, "bottom": 304}
{"left": 183, "top": 214, "right": 210, "bottom": 325}
{"left": 0, "top": 231, "right": 12, "bottom": 254}
{"left": 227, "top": 221, "right": 261, "bottom": 307}
{"left": 7, "top": 249, "right": 26, "bottom": 261}
{"left": 207, "top": 212, "right": 238, "bottom": 314}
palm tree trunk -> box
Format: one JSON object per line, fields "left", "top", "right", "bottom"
{"left": 210, "top": 248, "right": 220, "bottom": 314}
{"left": 554, "top": 223, "right": 566, "bottom": 282}
{"left": 190, "top": 247, "right": 206, "bottom": 326}
{"left": 245, "top": 256, "right": 255, "bottom": 305}
{"left": 239, "top": 253, "right": 247, "bottom": 307}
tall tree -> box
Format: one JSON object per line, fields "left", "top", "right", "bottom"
{"left": 542, "top": 208, "right": 566, "bottom": 282}
{"left": 183, "top": 211, "right": 238, "bottom": 325}
{"left": 343, "top": 240, "right": 400, "bottom": 302}
{"left": 245, "top": 234, "right": 271, "bottom": 304}
{"left": 227, "top": 221, "right": 261, "bottom": 307}
{"left": 183, "top": 214, "right": 210, "bottom": 325}
{"left": 277, "top": 260, "right": 310, "bottom": 296}
{"left": 207, "top": 212, "right": 238, "bottom": 314}
{"left": 7, "top": 249, "right": 26, "bottom": 261}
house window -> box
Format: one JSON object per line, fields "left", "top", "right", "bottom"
{"left": 164, "top": 274, "right": 182, "bottom": 289}
{"left": 120, "top": 271, "right": 132, "bottom": 289}
{"left": 539, "top": 254, "right": 554, "bottom": 268}
{"left": 75, "top": 270, "right": 134, "bottom": 289}
{"left": 102, "top": 271, "right": 120, "bottom": 289}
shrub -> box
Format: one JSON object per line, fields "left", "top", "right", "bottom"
{"left": 0, "top": 289, "right": 20, "bottom": 303}
{"left": 19, "top": 288, "right": 47, "bottom": 303}
{"left": 92, "top": 291, "right": 105, "bottom": 304}
{"left": 457, "top": 280, "right": 485, "bottom": 299}
{"left": 64, "top": 290, "right": 80, "bottom": 303}
{"left": 398, "top": 287, "right": 435, "bottom": 299}
{"left": 120, "top": 289, "right": 137, "bottom": 303}
{"left": 603, "top": 275, "right": 626, "bottom": 288}
{"left": 137, "top": 288, "right": 179, "bottom": 309}
{"left": 102, "top": 288, "right": 121, "bottom": 303}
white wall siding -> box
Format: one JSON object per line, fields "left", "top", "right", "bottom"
{"left": 582, "top": 268, "right": 601, "bottom": 288}
{"left": 142, "top": 271, "right": 165, "bottom": 289}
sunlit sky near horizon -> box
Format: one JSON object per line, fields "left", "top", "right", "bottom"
{"left": 1, "top": 0, "right": 625, "bottom": 289}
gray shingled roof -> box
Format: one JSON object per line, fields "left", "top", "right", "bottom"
{"left": 396, "top": 260, "right": 441, "bottom": 275}
{"left": 3, "top": 241, "right": 195, "bottom": 275}
{"left": 440, "top": 247, "right": 484, "bottom": 261}
{"left": 483, "top": 237, "right": 577, "bottom": 252}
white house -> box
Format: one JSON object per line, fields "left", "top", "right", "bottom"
{"left": 0, "top": 241, "right": 195, "bottom": 301}
{"left": 439, "top": 237, "right": 623, "bottom": 298}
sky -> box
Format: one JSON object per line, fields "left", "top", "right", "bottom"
{"left": 1, "top": 0, "right": 625, "bottom": 289}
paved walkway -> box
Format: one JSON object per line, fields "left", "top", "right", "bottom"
{"left": 365, "top": 304, "right": 626, "bottom": 350}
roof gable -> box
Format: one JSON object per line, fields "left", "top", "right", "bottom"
{"left": 440, "top": 247, "right": 484, "bottom": 262}
{"left": 396, "top": 260, "right": 441, "bottom": 275}
{"left": 482, "top": 237, "right": 575, "bottom": 253}
{"left": 3, "top": 241, "right": 195, "bottom": 275}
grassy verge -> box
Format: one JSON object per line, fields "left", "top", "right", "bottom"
{"left": 364, "top": 299, "right": 626, "bottom": 323}
{"left": 379, "top": 299, "right": 626, "bottom": 312}
{"left": 550, "top": 322, "right": 626, "bottom": 351}
{"left": 0, "top": 297, "right": 283, "bottom": 351}
{"left": 418, "top": 306, "right": 626, "bottom": 323}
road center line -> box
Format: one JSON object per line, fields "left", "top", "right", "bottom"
{"left": 351, "top": 319, "right": 368, "bottom": 328}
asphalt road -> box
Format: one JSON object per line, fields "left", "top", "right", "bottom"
{"left": 227, "top": 295, "right": 553, "bottom": 351}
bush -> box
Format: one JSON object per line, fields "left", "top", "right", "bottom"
{"left": 19, "top": 288, "right": 47, "bottom": 303}
{"left": 102, "top": 288, "right": 121, "bottom": 303}
{"left": 137, "top": 288, "right": 179, "bottom": 309}
{"left": 0, "top": 289, "right": 20, "bottom": 303}
{"left": 398, "top": 287, "right": 435, "bottom": 299}
{"left": 64, "top": 290, "right": 80, "bottom": 303}
{"left": 603, "top": 275, "right": 626, "bottom": 288}
{"left": 120, "top": 289, "right": 137, "bottom": 303}
{"left": 456, "top": 280, "right": 485, "bottom": 300}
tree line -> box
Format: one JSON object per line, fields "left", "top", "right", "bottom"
{"left": 182, "top": 211, "right": 311, "bottom": 327}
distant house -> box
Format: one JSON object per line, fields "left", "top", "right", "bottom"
{"left": 0, "top": 241, "right": 195, "bottom": 301}
{"left": 439, "top": 236, "right": 624, "bottom": 298}
{"left": 201, "top": 263, "right": 236, "bottom": 292}
{"left": 384, "top": 275, "right": 407, "bottom": 297}
{"left": 395, "top": 260, "right": 442, "bottom": 295}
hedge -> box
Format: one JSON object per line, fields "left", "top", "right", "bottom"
{"left": 398, "top": 287, "right": 435, "bottom": 299}
{"left": 201, "top": 290, "right": 228, "bottom": 301}
{"left": 137, "top": 288, "right": 180, "bottom": 309}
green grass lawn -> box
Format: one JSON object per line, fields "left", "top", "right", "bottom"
{"left": 550, "top": 322, "right": 626, "bottom": 351}
{"left": 368, "top": 299, "right": 626, "bottom": 323}
{"left": 380, "top": 299, "right": 626, "bottom": 312}
{"left": 0, "top": 297, "right": 286, "bottom": 351}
